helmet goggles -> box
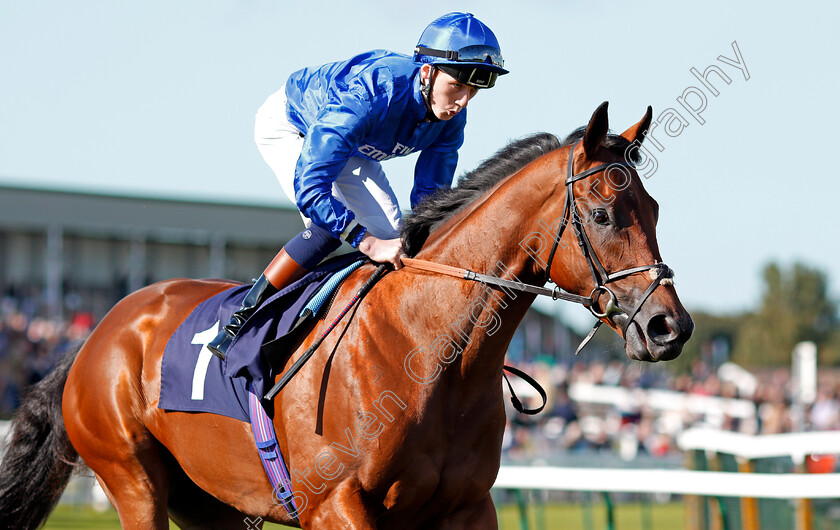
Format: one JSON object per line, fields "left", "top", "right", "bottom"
{"left": 415, "top": 45, "right": 504, "bottom": 88}
{"left": 415, "top": 45, "right": 505, "bottom": 70}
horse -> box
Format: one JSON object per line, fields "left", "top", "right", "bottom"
{"left": 0, "top": 102, "right": 693, "bottom": 529}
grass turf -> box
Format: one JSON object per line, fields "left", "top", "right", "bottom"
{"left": 43, "top": 502, "right": 685, "bottom": 529}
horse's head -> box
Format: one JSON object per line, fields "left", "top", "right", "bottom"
{"left": 539, "top": 102, "right": 693, "bottom": 362}
{"left": 402, "top": 102, "right": 692, "bottom": 361}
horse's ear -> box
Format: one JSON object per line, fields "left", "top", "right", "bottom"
{"left": 620, "top": 106, "right": 653, "bottom": 144}
{"left": 583, "top": 101, "right": 609, "bottom": 159}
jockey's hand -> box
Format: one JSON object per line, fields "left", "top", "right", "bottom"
{"left": 358, "top": 233, "right": 406, "bottom": 270}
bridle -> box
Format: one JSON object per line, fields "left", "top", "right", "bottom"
{"left": 402, "top": 140, "right": 674, "bottom": 355}
{"left": 542, "top": 141, "right": 674, "bottom": 354}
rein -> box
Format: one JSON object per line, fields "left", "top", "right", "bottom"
{"left": 265, "top": 143, "right": 674, "bottom": 414}
{"left": 400, "top": 258, "right": 590, "bottom": 304}
{"left": 400, "top": 141, "right": 675, "bottom": 413}
{"left": 402, "top": 141, "right": 674, "bottom": 354}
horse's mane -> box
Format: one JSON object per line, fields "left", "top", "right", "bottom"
{"left": 401, "top": 128, "right": 641, "bottom": 256}
{"left": 401, "top": 132, "right": 561, "bottom": 256}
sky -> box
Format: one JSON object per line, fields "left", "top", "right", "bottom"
{"left": 1, "top": 0, "right": 839, "bottom": 330}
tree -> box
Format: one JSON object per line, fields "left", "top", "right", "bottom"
{"left": 731, "top": 262, "right": 839, "bottom": 366}
{"left": 673, "top": 310, "right": 745, "bottom": 372}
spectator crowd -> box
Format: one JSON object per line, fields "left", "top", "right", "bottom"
{"left": 0, "top": 288, "right": 93, "bottom": 418}
{"left": 501, "top": 356, "right": 840, "bottom": 464}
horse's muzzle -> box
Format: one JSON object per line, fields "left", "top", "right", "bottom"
{"left": 624, "top": 311, "right": 693, "bottom": 362}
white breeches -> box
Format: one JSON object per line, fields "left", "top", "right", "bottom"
{"left": 254, "top": 87, "right": 402, "bottom": 239}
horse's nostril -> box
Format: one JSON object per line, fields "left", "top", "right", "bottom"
{"left": 647, "top": 314, "right": 679, "bottom": 345}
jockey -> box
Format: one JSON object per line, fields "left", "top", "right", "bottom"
{"left": 208, "top": 12, "right": 508, "bottom": 359}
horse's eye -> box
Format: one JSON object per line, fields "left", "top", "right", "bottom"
{"left": 592, "top": 209, "right": 610, "bottom": 226}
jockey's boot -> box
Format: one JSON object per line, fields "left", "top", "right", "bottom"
{"left": 207, "top": 248, "right": 308, "bottom": 360}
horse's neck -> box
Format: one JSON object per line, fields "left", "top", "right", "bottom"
{"left": 412, "top": 168, "right": 555, "bottom": 379}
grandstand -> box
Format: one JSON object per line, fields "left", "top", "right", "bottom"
{"left": 0, "top": 183, "right": 305, "bottom": 319}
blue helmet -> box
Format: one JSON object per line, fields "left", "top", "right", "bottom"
{"left": 414, "top": 12, "right": 508, "bottom": 88}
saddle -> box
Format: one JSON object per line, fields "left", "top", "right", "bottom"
{"left": 158, "top": 252, "right": 367, "bottom": 421}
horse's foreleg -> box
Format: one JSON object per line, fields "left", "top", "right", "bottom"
{"left": 437, "top": 494, "right": 499, "bottom": 530}
{"left": 303, "top": 480, "right": 377, "bottom": 530}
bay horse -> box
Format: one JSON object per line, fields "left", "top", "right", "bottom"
{"left": 0, "top": 102, "right": 692, "bottom": 529}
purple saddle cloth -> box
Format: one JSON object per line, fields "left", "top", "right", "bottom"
{"left": 159, "top": 253, "right": 364, "bottom": 421}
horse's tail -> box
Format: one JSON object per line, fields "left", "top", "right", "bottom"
{"left": 0, "top": 346, "right": 81, "bottom": 530}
